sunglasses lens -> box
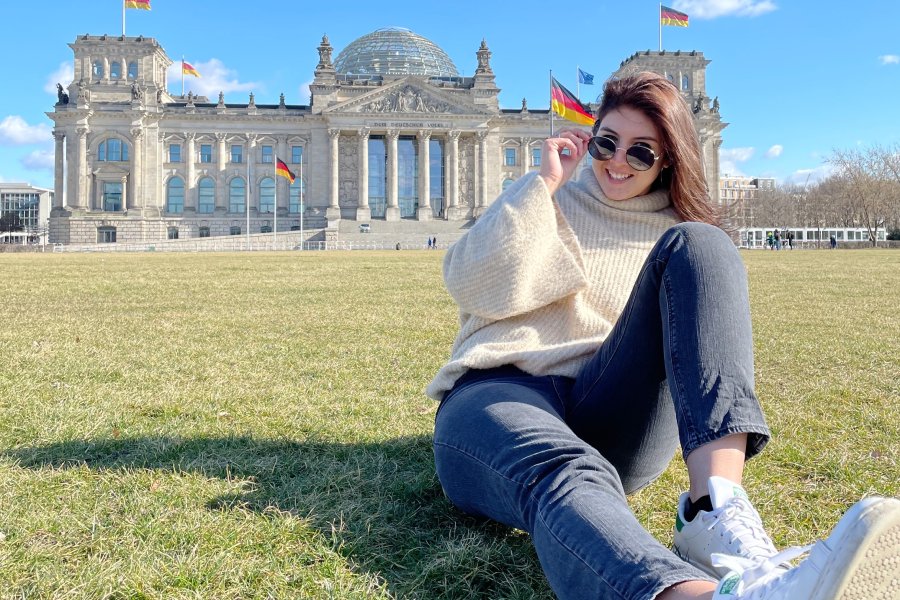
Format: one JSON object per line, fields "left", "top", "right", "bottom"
{"left": 625, "top": 146, "right": 656, "bottom": 171}
{"left": 588, "top": 136, "right": 616, "bottom": 161}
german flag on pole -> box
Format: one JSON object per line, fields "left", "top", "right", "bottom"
{"left": 124, "top": 0, "right": 151, "bottom": 9}
{"left": 182, "top": 61, "right": 201, "bottom": 78}
{"left": 661, "top": 5, "right": 689, "bottom": 27}
{"left": 275, "top": 157, "right": 296, "bottom": 184}
{"left": 551, "top": 77, "right": 594, "bottom": 126}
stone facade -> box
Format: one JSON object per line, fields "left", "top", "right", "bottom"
{"left": 47, "top": 33, "right": 725, "bottom": 245}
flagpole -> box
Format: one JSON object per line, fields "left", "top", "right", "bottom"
{"left": 576, "top": 65, "right": 580, "bottom": 101}
{"left": 274, "top": 160, "right": 278, "bottom": 250}
{"left": 246, "top": 153, "right": 251, "bottom": 250}
{"left": 181, "top": 57, "right": 185, "bottom": 97}
{"left": 122, "top": 2, "right": 126, "bottom": 37}
{"left": 299, "top": 159, "right": 304, "bottom": 251}
{"left": 549, "top": 70, "right": 554, "bottom": 137}
{"left": 659, "top": 3, "right": 663, "bottom": 51}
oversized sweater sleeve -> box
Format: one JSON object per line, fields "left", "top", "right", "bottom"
{"left": 443, "top": 172, "right": 588, "bottom": 320}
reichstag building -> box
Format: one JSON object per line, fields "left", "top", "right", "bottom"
{"left": 47, "top": 27, "right": 725, "bottom": 244}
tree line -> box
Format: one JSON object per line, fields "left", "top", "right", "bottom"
{"left": 729, "top": 144, "right": 900, "bottom": 245}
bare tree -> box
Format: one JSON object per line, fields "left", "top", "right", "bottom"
{"left": 828, "top": 148, "right": 891, "bottom": 246}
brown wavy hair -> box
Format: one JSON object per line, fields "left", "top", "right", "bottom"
{"left": 593, "top": 72, "right": 720, "bottom": 226}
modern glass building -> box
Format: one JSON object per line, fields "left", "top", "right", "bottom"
{"left": 47, "top": 28, "right": 724, "bottom": 245}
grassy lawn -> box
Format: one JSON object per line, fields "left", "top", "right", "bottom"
{"left": 0, "top": 249, "right": 897, "bottom": 599}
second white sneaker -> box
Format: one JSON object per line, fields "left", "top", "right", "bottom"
{"left": 673, "top": 476, "right": 779, "bottom": 577}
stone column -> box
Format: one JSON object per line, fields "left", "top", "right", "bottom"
{"left": 475, "top": 130, "right": 488, "bottom": 217}
{"left": 522, "top": 138, "right": 532, "bottom": 178}
{"left": 326, "top": 128, "right": 341, "bottom": 225}
{"left": 416, "top": 129, "right": 432, "bottom": 221}
{"left": 53, "top": 131, "right": 65, "bottom": 210}
{"left": 185, "top": 133, "right": 195, "bottom": 214}
{"left": 215, "top": 133, "right": 227, "bottom": 213}
{"left": 247, "top": 134, "right": 257, "bottom": 217}
{"left": 130, "top": 127, "right": 142, "bottom": 212}
{"left": 385, "top": 129, "right": 400, "bottom": 221}
{"left": 76, "top": 127, "right": 88, "bottom": 210}
{"left": 120, "top": 174, "right": 128, "bottom": 213}
{"left": 446, "top": 130, "right": 463, "bottom": 220}
{"left": 356, "top": 127, "right": 371, "bottom": 221}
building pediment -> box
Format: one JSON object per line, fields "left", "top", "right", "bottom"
{"left": 323, "top": 78, "right": 489, "bottom": 116}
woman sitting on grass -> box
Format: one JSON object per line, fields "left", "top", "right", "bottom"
{"left": 427, "top": 71, "right": 900, "bottom": 600}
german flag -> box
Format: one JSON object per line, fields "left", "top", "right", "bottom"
{"left": 182, "top": 61, "right": 201, "bottom": 78}
{"left": 275, "top": 158, "right": 296, "bottom": 183}
{"left": 124, "top": 0, "right": 151, "bottom": 9}
{"left": 551, "top": 77, "right": 594, "bottom": 126}
{"left": 661, "top": 5, "right": 689, "bottom": 27}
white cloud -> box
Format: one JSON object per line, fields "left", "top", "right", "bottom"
{"left": 21, "top": 149, "right": 55, "bottom": 171}
{"left": 298, "top": 79, "right": 313, "bottom": 105}
{"left": 673, "top": 0, "right": 777, "bottom": 18}
{"left": 44, "top": 62, "right": 74, "bottom": 96}
{"left": 719, "top": 147, "right": 755, "bottom": 177}
{"left": 765, "top": 144, "right": 783, "bottom": 158}
{"left": 166, "top": 58, "right": 261, "bottom": 100}
{"left": 0, "top": 116, "right": 53, "bottom": 145}
{"left": 878, "top": 55, "right": 900, "bottom": 65}
{"left": 781, "top": 164, "right": 833, "bottom": 187}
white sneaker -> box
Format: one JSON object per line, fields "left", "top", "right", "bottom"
{"left": 673, "top": 476, "right": 778, "bottom": 577}
{"left": 712, "top": 496, "right": 900, "bottom": 599}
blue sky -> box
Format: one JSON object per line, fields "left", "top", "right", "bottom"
{"left": 2, "top": 0, "right": 898, "bottom": 190}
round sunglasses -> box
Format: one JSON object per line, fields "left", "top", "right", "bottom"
{"left": 587, "top": 136, "right": 661, "bottom": 172}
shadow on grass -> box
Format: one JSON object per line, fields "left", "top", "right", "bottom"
{"left": 3, "top": 434, "right": 550, "bottom": 598}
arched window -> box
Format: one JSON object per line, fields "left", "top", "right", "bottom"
{"left": 289, "top": 178, "right": 306, "bottom": 214}
{"left": 198, "top": 177, "right": 215, "bottom": 214}
{"left": 259, "top": 177, "right": 275, "bottom": 213}
{"left": 229, "top": 178, "right": 246, "bottom": 213}
{"left": 110, "top": 61, "right": 122, "bottom": 80}
{"left": 92, "top": 60, "right": 104, "bottom": 79}
{"left": 681, "top": 74, "right": 690, "bottom": 91}
{"left": 127, "top": 61, "right": 138, "bottom": 80}
{"left": 98, "top": 138, "right": 129, "bottom": 162}
{"left": 502, "top": 178, "right": 515, "bottom": 191}
{"left": 166, "top": 177, "right": 184, "bottom": 214}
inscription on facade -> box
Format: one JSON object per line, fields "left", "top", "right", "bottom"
{"left": 368, "top": 122, "right": 452, "bottom": 129}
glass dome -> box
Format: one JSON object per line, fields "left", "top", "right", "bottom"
{"left": 334, "top": 27, "right": 459, "bottom": 77}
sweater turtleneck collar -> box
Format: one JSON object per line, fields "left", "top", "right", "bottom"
{"left": 574, "top": 165, "right": 671, "bottom": 214}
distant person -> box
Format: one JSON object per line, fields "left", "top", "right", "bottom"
{"left": 432, "top": 236, "right": 437, "bottom": 249}
{"left": 773, "top": 229, "right": 781, "bottom": 250}
{"left": 427, "top": 237, "right": 433, "bottom": 249}
{"left": 830, "top": 234, "right": 837, "bottom": 250}
{"left": 787, "top": 231, "right": 794, "bottom": 250}
{"left": 396, "top": 242, "right": 401, "bottom": 250}
{"left": 429, "top": 72, "right": 900, "bottom": 600}
{"left": 766, "top": 231, "right": 774, "bottom": 250}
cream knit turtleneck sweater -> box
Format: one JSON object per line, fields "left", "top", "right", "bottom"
{"left": 426, "top": 166, "right": 679, "bottom": 400}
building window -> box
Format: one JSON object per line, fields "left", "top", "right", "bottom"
{"left": 429, "top": 139, "right": 444, "bottom": 218}
{"left": 229, "top": 178, "right": 246, "bottom": 213}
{"left": 127, "top": 61, "right": 138, "bottom": 80}
{"left": 502, "top": 178, "right": 515, "bottom": 191}
{"left": 98, "top": 226, "right": 116, "bottom": 243}
{"left": 102, "top": 181, "right": 123, "bottom": 211}
{"left": 199, "top": 144, "right": 212, "bottom": 163}
{"left": 531, "top": 147, "right": 541, "bottom": 167}
{"left": 259, "top": 177, "right": 275, "bottom": 213}
{"left": 260, "top": 224, "right": 272, "bottom": 233}
{"left": 291, "top": 145, "right": 303, "bottom": 164}
{"left": 681, "top": 74, "right": 690, "bottom": 91}
{"left": 166, "top": 177, "right": 184, "bottom": 214}
{"left": 289, "top": 178, "right": 305, "bottom": 214}
{"left": 198, "top": 177, "right": 215, "bottom": 214}
{"left": 398, "top": 136, "right": 418, "bottom": 218}
{"left": 261, "top": 145, "right": 273, "bottom": 164}
{"left": 229, "top": 225, "right": 241, "bottom": 235}
{"left": 231, "top": 145, "right": 242, "bottom": 163}
{"left": 99, "top": 138, "right": 129, "bottom": 162}
{"left": 198, "top": 226, "right": 211, "bottom": 238}
{"left": 169, "top": 143, "right": 181, "bottom": 163}
{"left": 368, "top": 137, "right": 386, "bottom": 218}
{"left": 167, "top": 227, "right": 179, "bottom": 240}
{"left": 110, "top": 61, "right": 122, "bottom": 80}
{"left": 93, "top": 60, "right": 104, "bottom": 79}
{"left": 505, "top": 148, "right": 517, "bottom": 167}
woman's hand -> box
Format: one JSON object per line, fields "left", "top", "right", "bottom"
{"left": 538, "top": 128, "right": 592, "bottom": 196}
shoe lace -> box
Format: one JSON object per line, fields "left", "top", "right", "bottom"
{"left": 712, "top": 546, "right": 811, "bottom": 599}
{"left": 701, "top": 497, "right": 778, "bottom": 558}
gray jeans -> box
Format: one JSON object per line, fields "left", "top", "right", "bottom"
{"left": 433, "top": 223, "right": 771, "bottom": 600}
